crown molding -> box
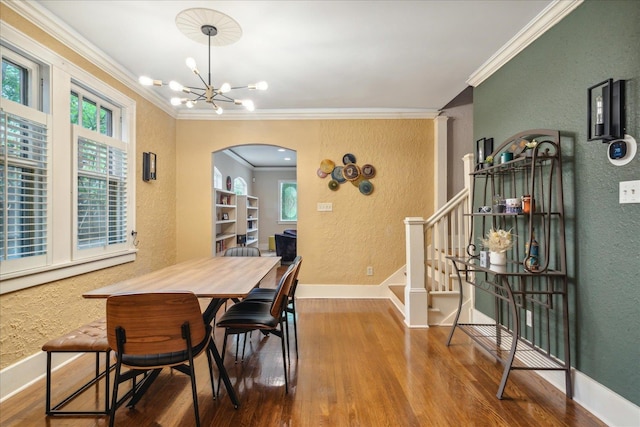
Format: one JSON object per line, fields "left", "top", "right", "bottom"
{"left": 467, "top": 0, "right": 583, "bottom": 87}
{"left": 177, "top": 108, "right": 441, "bottom": 121}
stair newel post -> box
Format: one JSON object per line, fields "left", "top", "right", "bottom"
{"left": 404, "top": 217, "right": 429, "bottom": 327}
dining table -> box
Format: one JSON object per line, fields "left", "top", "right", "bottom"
{"left": 83, "top": 255, "right": 281, "bottom": 408}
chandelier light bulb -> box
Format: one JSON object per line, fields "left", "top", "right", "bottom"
{"left": 170, "top": 97, "right": 182, "bottom": 106}
{"left": 169, "top": 81, "right": 184, "bottom": 92}
{"left": 215, "top": 105, "right": 223, "bottom": 115}
{"left": 139, "top": 76, "right": 162, "bottom": 86}
{"left": 185, "top": 57, "right": 199, "bottom": 74}
{"left": 242, "top": 99, "right": 255, "bottom": 111}
{"left": 252, "top": 81, "right": 268, "bottom": 91}
{"left": 185, "top": 100, "right": 195, "bottom": 108}
{"left": 219, "top": 82, "right": 231, "bottom": 93}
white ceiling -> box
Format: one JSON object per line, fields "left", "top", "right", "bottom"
{"left": 17, "top": 0, "right": 570, "bottom": 166}
{"left": 29, "top": 0, "right": 557, "bottom": 115}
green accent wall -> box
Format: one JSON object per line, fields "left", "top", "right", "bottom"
{"left": 474, "top": 0, "right": 640, "bottom": 405}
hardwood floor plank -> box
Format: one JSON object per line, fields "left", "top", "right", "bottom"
{"left": 0, "top": 299, "right": 605, "bottom": 426}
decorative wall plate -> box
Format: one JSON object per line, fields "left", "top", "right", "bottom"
{"left": 342, "top": 163, "right": 360, "bottom": 181}
{"left": 320, "top": 159, "right": 335, "bottom": 173}
{"left": 342, "top": 153, "right": 356, "bottom": 164}
{"left": 359, "top": 180, "right": 373, "bottom": 195}
{"left": 226, "top": 175, "right": 232, "bottom": 190}
{"left": 328, "top": 180, "right": 339, "bottom": 191}
{"left": 317, "top": 168, "right": 328, "bottom": 178}
{"left": 361, "top": 164, "right": 376, "bottom": 178}
{"left": 331, "top": 166, "right": 346, "bottom": 183}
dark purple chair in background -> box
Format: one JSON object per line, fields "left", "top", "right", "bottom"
{"left": 275, "top": 229, "right": 297, "bottom": 263}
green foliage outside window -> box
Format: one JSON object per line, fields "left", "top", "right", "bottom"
{"left": 2, "top": 59, "right": 26, "bottom": 104}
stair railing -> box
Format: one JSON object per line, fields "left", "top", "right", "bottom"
{"left": 424, "top": 187, "right": 470, "bottom": 293}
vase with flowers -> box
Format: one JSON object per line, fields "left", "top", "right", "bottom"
{"left": 482, "top": 228, "right": 514, "bottom": 265}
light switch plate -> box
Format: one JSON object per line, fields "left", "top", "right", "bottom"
{"left": 619, "top": 180, "right": 640, "bottom": 204}
{"left": 317, "top": 202, "right": 333, "bottom": 211}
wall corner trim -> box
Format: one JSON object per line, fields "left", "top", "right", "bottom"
{"left": 467, "top": 0, "right": 584, "bottom": 87}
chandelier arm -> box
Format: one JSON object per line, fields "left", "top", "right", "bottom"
{"left": 214, "top": 93, "right": 235, "bottom": 103}
{"left": 211, "top": 98, "right": 235, "bottom": 104}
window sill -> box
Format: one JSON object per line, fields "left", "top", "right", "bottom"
{"left": 0, "top": 250, "right": 137, "bottom": 295}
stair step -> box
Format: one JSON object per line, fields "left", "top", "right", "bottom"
{"left": 389, "top": 284, "right": 405, "bottom": 304}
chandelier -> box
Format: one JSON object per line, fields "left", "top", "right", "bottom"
{"left": 138, "top": 8, "right": 267, "bottom": 115}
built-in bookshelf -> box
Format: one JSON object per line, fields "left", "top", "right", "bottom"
{"left": 213, "top": 189, "right": 237, "bottom": 255}
{"left": 236, "top": 195, "right": 259, "bottom": 248}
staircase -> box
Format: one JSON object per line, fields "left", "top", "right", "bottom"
{"left": 389, "top": 153, "right": 474, "bottom": 327}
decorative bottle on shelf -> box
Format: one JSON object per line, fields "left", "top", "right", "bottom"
{"left": 524, "top": 229, "right": 540, "bottom": 271}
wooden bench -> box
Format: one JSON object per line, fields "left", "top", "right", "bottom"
{"left": 42, "top": 318, "right": 112, "bottom": 416}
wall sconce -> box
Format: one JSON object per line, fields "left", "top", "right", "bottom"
{"left": 142, "top": 152, "right": 156, "bottom": 181}
{"left": 588, "top": 78, "right": 625, "bottom": 142}
{"left": 475, "top": 137, "right": 493, "bottom": 169}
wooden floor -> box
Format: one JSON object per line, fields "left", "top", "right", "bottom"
{"left": 0, "top": 299, "right": 605, "bottom": 427}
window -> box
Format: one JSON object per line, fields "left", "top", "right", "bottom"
{"left": 0, "top": 30, "right": 136, "bottom": 294}
{"left": 0, "top": 107, "right": 49, "bottom": 268}
{"left": 213, "top": 166, "right": 222, "bottom": 190}
{"left": 233, "top": 177, "right": 247, "bottom": 195}
{"left": 1, "top": 47, "right": 40, "bottom": 108}
{"left": 279, "top": 180, "right": 297, "bottom": 222}
{"left": 74, "top": 127, "right": 127, "bottom": 254}
{"left": 71, "top": 84, "right": 118, "bottom": 137}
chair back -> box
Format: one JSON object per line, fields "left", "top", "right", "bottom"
{"left": 106, "top": 292, "right": 206, "bottom": 355}
{"left": 269, "top": 261, "right": 298, "bottom": 318}
{"left": 288, "top": 256, "right": 303, "bottom": 298}
{"left": 224, "top": 247, "right": 261, "bottom": 257}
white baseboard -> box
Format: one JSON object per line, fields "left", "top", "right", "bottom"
{"left": 0, "top": 350, "right": 80, "bottom": 402}
{"left": 471, "top": 309, "right": 640, "bottom": 427}
{"left": 297, "top": 283, "right": 388, "bottom": 299}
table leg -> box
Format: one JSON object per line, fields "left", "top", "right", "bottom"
{"left": 203, "top": 298, "right": 240, "bottom": 409}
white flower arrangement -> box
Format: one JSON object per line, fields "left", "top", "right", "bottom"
{"left": 482, "top": 228, "right": 514, "bottom": 253}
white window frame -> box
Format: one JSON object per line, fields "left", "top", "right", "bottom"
{"left": 213, "top": 166, "right": 222, "bottom": 190}
{"left": 0, "top": 25, "right": 136, "bottom": 295}
{"left": 1, "top": 45, "right": 41, "bottom": 109}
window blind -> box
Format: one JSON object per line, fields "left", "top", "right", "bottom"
{"left": 0, "top": 110, "right": 48, "bottom": 260}
{"left": 77, "top": 136, "right": 127, "bottom": 249}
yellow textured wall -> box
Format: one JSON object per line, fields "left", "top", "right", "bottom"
{"left": 176, "top": 119, "right": 434, "bottom": 285}
{"left": 0, "top": 6, "right": 177, "bottom": 369}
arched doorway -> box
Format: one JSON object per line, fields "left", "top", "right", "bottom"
{"left": 212, "top": 144, "right": 297, "bottom": 257}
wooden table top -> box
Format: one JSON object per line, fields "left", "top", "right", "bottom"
{"left": 83, "top": 256, "right": 281, "bottom": 299}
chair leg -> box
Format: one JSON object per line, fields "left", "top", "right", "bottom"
{"left": 205, "top": 341, "right": 216, "bottom": 400}
{"left": 291, "top": 301, "right": 299, "bottom": 359}
{"left": 279, "top": 320, "right": 288, "bottom": 394}
{"left": 284, "top": 313, "right": 291, "bottom": 365}
{"left": 216, "top": 330, "right": 229, "bottom": 397}
{"left": 186, "top": 361, "right": 201, "bottom": 427}
{"left": 108, "top": 360, "right": 122, "bottom": 427}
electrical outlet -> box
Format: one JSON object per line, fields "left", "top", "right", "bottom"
{"left": 366, "top": 266, "right": 374, "bottom": 276}
{"left": 526, "top": 310, "right": 532, "bottom": 327}
{"left": 317, "top": 202, "right": 333, "bottom": 211}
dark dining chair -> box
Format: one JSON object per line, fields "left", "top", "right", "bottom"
{"left": 223, "top": 246, "right": 261, "bottom": 257}
{"left": 106, "top": 291, "right": 215, "bottom": 427}
{"left": 241, "top": 255, "right": 303, "bottom": 361}
{"left": 216, "top": 259, "right": 299, "bottom": 395}
{"left": 222, "top": 244, "right": 261, "bottom": 360}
